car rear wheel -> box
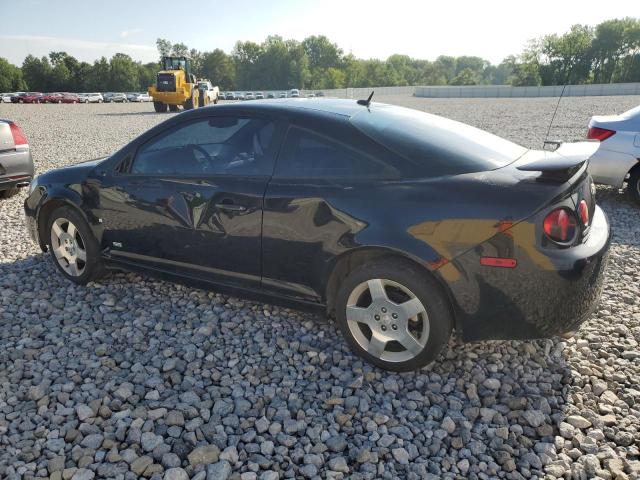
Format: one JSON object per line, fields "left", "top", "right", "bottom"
{"left": 335, "top": 258, "right": 452, "bottom": 371}
{"left": 628, "top": 168, "right": 640, "bottom": 205}
{"left": 47, "top": 207, "right": 102, "bottom": 284}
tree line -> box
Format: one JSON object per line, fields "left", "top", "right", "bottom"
{"left": 1, "top": 17, "right": 638, "bottom": 93}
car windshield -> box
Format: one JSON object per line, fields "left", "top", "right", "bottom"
{"left": 351, "top": 104, "right": 527, "bottom": 177}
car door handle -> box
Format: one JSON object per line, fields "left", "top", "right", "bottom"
{"left": 215, "top": 202, "right": 247, "bottom": 212}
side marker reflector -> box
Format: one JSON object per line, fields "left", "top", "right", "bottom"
{"left": 480, "top": 257, "right": 517, "bottom": 268}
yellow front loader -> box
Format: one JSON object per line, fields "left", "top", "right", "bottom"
{"left": 148, "top": 56, "right": 200, "bottom": 113}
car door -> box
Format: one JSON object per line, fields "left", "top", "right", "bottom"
{"left": 97, "top": 113, "right": 283, "bottom": 290}
{"left": 262, "top": 121, "right": 400, "bottom": 302}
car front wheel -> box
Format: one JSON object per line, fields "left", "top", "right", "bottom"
{"left": 47, "top": 207, "right": 103, "bottom": 284}
{"left": 335, "top": 258, "right": 452, "bottom": 371}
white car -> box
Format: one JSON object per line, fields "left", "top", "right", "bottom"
{"left": 130, "top": 93, "right": 151, "bottom": 102}
{"left": 83, "top": 93, "right": 104, "bottom": 103}
{"left": 196, "top": 81, "right": 220, "bottom": 105}
{"left": 290, "top": 89, "right": 300, "bottom": 98}
{"left": 588, "top": 105, "right": 640, "bottom": 203}
{"left": 1, "top": 93, "right": 13, "bottom": 103}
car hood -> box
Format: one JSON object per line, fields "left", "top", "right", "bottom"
{"left": 37, "top": 156, "right": 108, "bottom": 184}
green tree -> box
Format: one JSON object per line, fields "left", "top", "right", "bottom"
{"left": 504, "top": 55, "right": 541, "bottom": 86}
{"left": 201, "top": 49, "right": 236, "bottom": 89}
{"left": 0, "top": 58, "right": 27, "bottom": 91}
{"left": 171, "top": 42, "right": 189, "bottom": 57}
{"left": 420, "top": 62, "right": 447, "bottom": 85}
{"left": 156, "top": 38, "right": 172, "bottom": 58}
{"left": 109, "top": 53, "right": 139, "bottom": 91}
{"left": 538, "top": 25, "right": 593, "bottom": 84}
{"left": 450, "top": 68, "right": 477, "bottom": 85}
{"left": 302, "top": 35, "right": 343, "bottom": 71}
{"left": 137, "top": 62, "right": 158, "bottom": 91}
{"left": 21, "top": 55, "right": 52, "bottom": 91}
{"left": 592, "top": 18, "right": 640, "bottom": 83}
{"left": 318, "top": 67, "right": 346, "bottom": 89}
{"left": 232, "top": 40, "right": 263, "bottom": 89}
{"left": 87, "top": 57, "right": 110, "bottom": 91}
{"left": 434, "top": 56, "right": 457, "bottom": 83}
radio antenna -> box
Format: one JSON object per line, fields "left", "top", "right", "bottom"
{"left": 543, "top": 83, "right": 567, "bottom": 150}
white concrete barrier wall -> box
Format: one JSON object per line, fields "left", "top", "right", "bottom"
{"left": 301, "top": 86, "right": 416, "bottom": 98}
{"left": 413, "top": 83, "right": 640, "bottom": 98}
{"left": 255, "top": 83, "right": 639, "bottom": 99}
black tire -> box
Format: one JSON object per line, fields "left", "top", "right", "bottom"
{"left": 628, "top": 168, "right": 640, "bottom": 205}
{"left": 335, "top": 258, "right": 452, "bottom": 372}
{"left": 46, "top": 206, "right": 103, "bottom": 285}
{"left": 168, "top": 104, "right": 179, "bottom": 112}
{"left": 198, "top": 89, "right": 206, "bottom": 108}
{"left": 184, "top": 90, "right": 197, "bottom": 110}
{"left": 0, "top": 188, "right": 19, "bottom": 199}
{"left": 153, "top": 101, "right": 168, "bottom": 113}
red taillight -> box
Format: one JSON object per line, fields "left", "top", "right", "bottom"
{"left": 578, "top": 200, "right": 589, "bottom": 226}
{"left": 9, "top": 122, "right": 28, "bottom": 146}
{"left": 587, "top": 126, "right": 615, "bottom": 141}
{"left": 543, "top": 208, "right": 577, "bottom": 243}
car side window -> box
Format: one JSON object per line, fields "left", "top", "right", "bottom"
{"left": 131, "top": 116, "right": 277, "bottom": 176}
{"left": 274, "top": 127, "right": 392, "bottom": 179}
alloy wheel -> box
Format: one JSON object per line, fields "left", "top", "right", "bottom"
{"left": 51, "top": 217, "right": 87, "bottom": 277}
{"left": 346, "top": 278, "right": 429, "bottom": 363}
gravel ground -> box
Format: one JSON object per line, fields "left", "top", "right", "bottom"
{"left": 0, "top": 96, "right": 639, "bottom": 480}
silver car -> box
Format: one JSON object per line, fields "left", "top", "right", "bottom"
{"left": 0, "top": 119, "right": 34, "bottom": 198}
{"left": 588, "top": 105, "right": 640, "bottom": 203}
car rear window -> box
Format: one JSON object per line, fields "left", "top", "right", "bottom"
{"left": 351, "top": 104, "right": 527, "bottom": 178}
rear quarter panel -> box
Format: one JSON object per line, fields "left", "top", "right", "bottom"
{"left": 261, "top": 170, "right": 564, "bottom": 308}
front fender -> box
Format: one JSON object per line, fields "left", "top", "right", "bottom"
{"left": 26, "top": 184, "right": 102, "bottom": 251}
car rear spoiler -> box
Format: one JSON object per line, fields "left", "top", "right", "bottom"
{"left": 516, "top": 141, "right": 599, "bottom": 182}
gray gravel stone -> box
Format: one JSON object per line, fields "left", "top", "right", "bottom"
{"left": 164, "top": 468, "right": 189, "bottom": 480}
{"left": 188, "top": 445, "right": 220, "bottom": 465}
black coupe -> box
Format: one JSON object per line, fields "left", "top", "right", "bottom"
{"left": 24, "top": 99, "right": 611, "bottom": 371}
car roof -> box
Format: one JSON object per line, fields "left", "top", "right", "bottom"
{"left": 202, "top": 98, "right": 372, "bottom": 118}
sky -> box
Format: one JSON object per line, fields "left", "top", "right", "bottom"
{"left": 0, "top": 0, "right": 638, "bottom": 66}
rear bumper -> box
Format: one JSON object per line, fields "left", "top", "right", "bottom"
{"left": 442, "top": 205, "right": 611, "bottom": 341}
{"left": 0, "top": 148, "right": 34, "bottom": 190}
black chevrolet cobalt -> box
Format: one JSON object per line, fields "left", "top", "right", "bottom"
{"left": 25, "top": 99, "right": 611, "bottom": 371}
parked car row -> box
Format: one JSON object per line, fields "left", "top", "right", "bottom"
{"left": 0, "top": 92, "right": 154, "bottom": 104}
{"left": 3, "top": 92, "right": 84, "bottom": 104}
{"left": 1, "top": 89, "right": 327, "bottom": 105}
{"left": 219, "top": 89, "right": 325, "bottom": 101}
